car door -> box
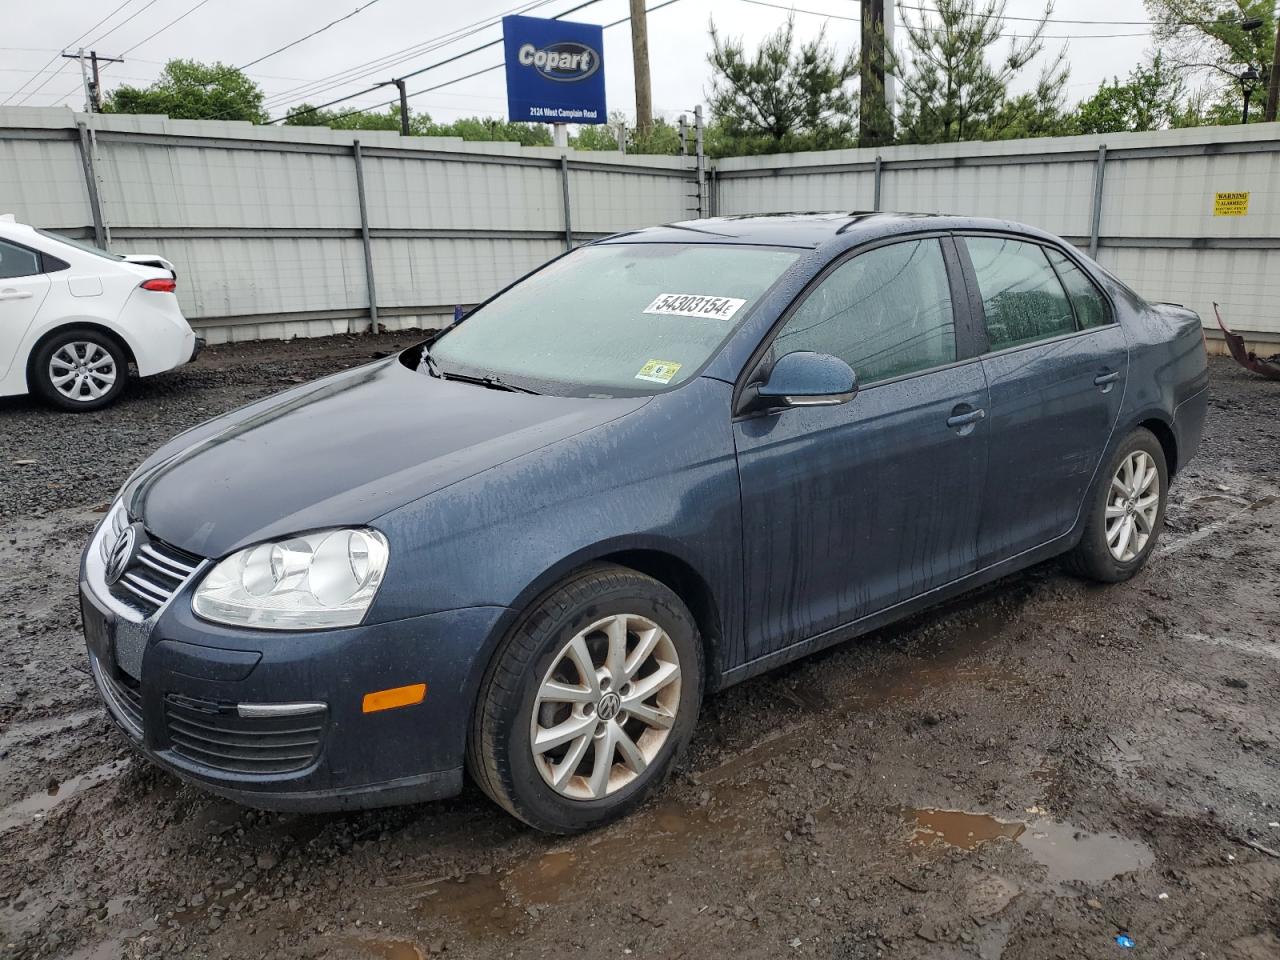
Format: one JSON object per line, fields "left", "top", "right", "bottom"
{"left": 957, "top": 235, "right": 1128, "bottom": 566}
{"left": 733, "top": 236, "right": 990, "bottom": 661}
{"left": 0, "top": 239, "right": 52, "bottom": 382}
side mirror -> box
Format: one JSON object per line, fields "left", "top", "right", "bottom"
{"left": 740, "top": 351, "right": 858, "bottom": 415}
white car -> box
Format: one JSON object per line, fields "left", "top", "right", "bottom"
{"left": 0, "top": 216, "right": 200, "bottom": 411}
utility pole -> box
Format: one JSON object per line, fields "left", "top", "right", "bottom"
{"left": 394, "top": 78, "right": 409, "bottom": 136}
{"left": 859, "top": 0, "right": 891, "bottom": 147}
{"left": 1265, "top": 17, "right": 1280, "bottom": 123}
{"left": 629, "top": 0, "right": 653, "bottom": 139}
{"left": 62, "top": 49, "right": 122, "bottom": 113}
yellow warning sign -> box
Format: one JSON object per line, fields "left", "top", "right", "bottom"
{"left": 1214, "top": 191, "right": 1249, "bottom": 216}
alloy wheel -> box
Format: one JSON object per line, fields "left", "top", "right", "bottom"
{"left": 49, "top": 341, "right": 117, "bottom": 402}
{"left": 530, "top": 613, "right": 682, "bottom": 800}
{"left": 1106, "top": 450, "right": 1160, "bottom": 562}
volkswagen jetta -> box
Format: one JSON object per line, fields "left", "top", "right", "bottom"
{"left": 80, "top": 213, "right": 1208, "bottom": 833}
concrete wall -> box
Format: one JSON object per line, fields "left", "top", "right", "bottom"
{"left": 715, "top": 124, "right": 1280, "bottom": 343}
{"left": 2, "top": 109, "right": 1277, "bottom": 343}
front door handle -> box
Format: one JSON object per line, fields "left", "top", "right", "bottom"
{"left": 1093, "top": 371, "right": 1120, "bottom": 386}
{"left": 0, "top": 289, "right": 33, "bottom": 301}
{"left": 946, "top": 408, "right": 986, "bottom": 429}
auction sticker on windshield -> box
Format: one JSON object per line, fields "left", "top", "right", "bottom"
{"left": 635, "top": 359, "right": 682, "bottom": 384}
{"left": 643, "top": 293, "right": 746, "bottom": 321}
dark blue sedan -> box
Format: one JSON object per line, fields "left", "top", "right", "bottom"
{"left": 80, "top": 213, "right": 1208, "bottom": 833}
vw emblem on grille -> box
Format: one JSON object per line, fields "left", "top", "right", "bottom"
{"left": 105, "top": 524, "right": 142, "bottom": 585}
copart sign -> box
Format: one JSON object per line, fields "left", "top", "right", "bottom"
{"left": 503, "top": 14, "right": 606, "bottom": 124}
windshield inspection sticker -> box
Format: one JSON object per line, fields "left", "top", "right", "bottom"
{"left": 635, "top": 359, "right": 682, "bottom": 384}
{"left": 643, "top": 293, "right": 747, "bottom": 321}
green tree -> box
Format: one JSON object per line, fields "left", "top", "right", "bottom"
{"left": 284, "top": 104, "right": 553, "bottom": 145}
{"left": 1069, "top": 54, "right": 1188, "bottom": 133}
{"left": 891, "top": 0, "right": 1068, "bottom": 144}
{"left": 102, "top": 60, "right": 267, "bottom": 123}
{"left": 706, "top": 15, "right": 859, "bottom": 156}
{"left": 282, "top": 104, "right": 404, "bottom": 130}
{"left": 1143, "top": 0, "right": 1275, "bottom": 110}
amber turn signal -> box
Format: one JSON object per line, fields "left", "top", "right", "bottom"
{"left": 362, "top": 683, "right": 426, "bottom": 713}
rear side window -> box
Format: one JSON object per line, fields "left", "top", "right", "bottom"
{"left": 1046, "top": 249, "right": 1110, "bottom": 329}
{"left": 772, "top": 238, "right": 956, "bottom": 385}
{"left": 0, "top": 240, "right": 41, "bottom": 279}
{"left": 966, "top": 237, "right": 1074, "bottom": 351}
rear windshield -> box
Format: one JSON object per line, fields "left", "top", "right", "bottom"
{"left": 425, "top": 242, "right": 800, "bottom": 397}
{"left": 35, "top": 229, "right": 124, "bottom": 261}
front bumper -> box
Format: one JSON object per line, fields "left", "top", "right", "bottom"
{"left": 80, "top": 524, "right": 508, "bottom": 812}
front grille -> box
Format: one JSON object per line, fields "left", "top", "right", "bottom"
{"left": 109, "top": 538, "right": 202, "bottom": 617}
{"left": 164, "top": 695, "right": 325, "bottom": 775}
{"left": 91, "top": 654, "right": 143, "bottom": 739}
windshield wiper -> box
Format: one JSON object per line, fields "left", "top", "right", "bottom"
{"left": 437, "top": 371, "right": 540, "bottom": 395}
{"left": 418, "top": 344, "right": 442, "bottom": 378}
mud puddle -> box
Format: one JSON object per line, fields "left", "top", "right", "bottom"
{"left": 410, "top": 787, "right": 775, "bottom": 940}
{"left": 0, "top": 758, "right": 129, "bottom": 833}
{"left": 907, "top": 808, "right": 1154, "bottom": 889}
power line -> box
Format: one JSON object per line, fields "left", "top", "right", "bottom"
{"left": 301, "top": 0, "right": 683, "bottom": 127}
{"left": 85, "top": 0, "right": 167, "bottom": 49}
{"left": 239, "top": 0, "right": 387, "bottom": 71}
{"left": 896, "top": 2, "right": 1260, "bottom": 29}
{"left": 2, "top": 0, "right": 136, "bottom": 106}
{"left": 260, "top": 0, "right": 561, "bottom": 112}
{"left": 45, "top": 0, "right": 220, "bottom": 107}
{"left": 116, "top": 0, "right": 218, "bottom": 57}
{"left": 740, "top": 0, "right": 1150, "bottom": 38}
{"left": 895, "top": 3, "right": 1157, "bottom": 26}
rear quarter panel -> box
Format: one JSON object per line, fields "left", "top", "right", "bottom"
{"left": 1110, "top": 279, "right": 1209, "bottom": 472}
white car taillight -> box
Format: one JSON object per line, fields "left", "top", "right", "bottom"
{"left": 140, "top": 278, "right": 176, "bottom": 293}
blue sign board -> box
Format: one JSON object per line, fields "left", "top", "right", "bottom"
{"left": 503, "top": 15, "right": 606, "bottom": 125}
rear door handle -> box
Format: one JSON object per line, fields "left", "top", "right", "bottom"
{"left": 946, "top": 408, "right": 986, "bottom": 428}
{"left": 1093, "top": 371, "right": 1120, "bottom": 385}
{"left": 0, "top": 289, "right": 33, "bottom": 301}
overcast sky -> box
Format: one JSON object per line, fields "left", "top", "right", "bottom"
{"left": 2, "top": 0, "right": 1160, "bottom": 126}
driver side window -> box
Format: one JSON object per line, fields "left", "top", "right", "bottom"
{"left": 772, "top": 239, "right": 956, "bottom": 385}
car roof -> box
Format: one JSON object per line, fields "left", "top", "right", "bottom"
{"left": 599, "top": 212, "right": 1060, "bottom": 250}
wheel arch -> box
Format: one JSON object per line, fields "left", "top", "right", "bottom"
{"left": 25, "top": 321, "right": 138, "bottom": 389}
{"left": 1136, "top": 415, "right": 1178, "bottom": 477}
{"left": 485, "top": 537, "right": 727, "bottom": 696}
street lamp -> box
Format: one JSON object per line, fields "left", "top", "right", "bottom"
{"left": 1240, "top": 66, "right": 1260, "bottom": 123}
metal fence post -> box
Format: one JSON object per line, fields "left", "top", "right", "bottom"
{"left": 873, "top": 155, "right": 883, "bottom": 212}
{"left": 1089, "top": 144, "right": 1107, "bottom": 259}
{"left": 560, "top": 155, "right": 573, "bottom": 251}
{"left": 352, "top": 140, "right": 379, "bottom": 333}
{"left": 75, "top": 121, "right": 107, "bottom": 249}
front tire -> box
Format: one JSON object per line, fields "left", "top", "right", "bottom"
{"left": 468, "top": 564, "right": 703, "bottom": 834}
{"left": 31, "top": 329, "right": 128, "bottom": 411}
{"left": 1066, "top": 427, "right": 1168, "bottom": 582}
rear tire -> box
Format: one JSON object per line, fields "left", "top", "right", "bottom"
{"left": 1065, "top": 427, "right": 1168, "bottom": 583}
{"left": 31, "top": 328, "right": 128, "bottom": 412}
{"left": 467, "top": 563, "right": 703, "bottom": 834}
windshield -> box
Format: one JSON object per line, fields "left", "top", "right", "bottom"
{"left": 427, "top": 242, "right": 800, "bottom": 397}
{"left": 35, "top": 229, "right": 124, "bottom": 261}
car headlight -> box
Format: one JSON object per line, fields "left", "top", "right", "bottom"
{"left": 192, "top": 528, "right": 390, "bottom": 630}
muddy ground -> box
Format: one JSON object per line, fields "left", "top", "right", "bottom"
{"left": 1, "top": 336, "right": 1278, "bottom": 960}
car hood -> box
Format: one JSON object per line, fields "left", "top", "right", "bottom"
{"left": 124, "top": 357, "right": 646, "bottom": 558}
